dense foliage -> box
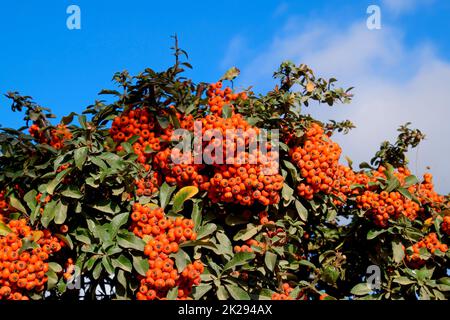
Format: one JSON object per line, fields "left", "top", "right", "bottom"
{"left": 0, "top": 42, "right": 449, "bottom": 300}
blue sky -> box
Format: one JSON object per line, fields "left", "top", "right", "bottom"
{"left": 1, "top": 0, "right": 449, "bottom": 192}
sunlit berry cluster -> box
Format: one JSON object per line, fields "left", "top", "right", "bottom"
{"left": 0, "top": 219, "right": 63, "bottom": 300}
{"left": 206, "top": 81, "right": 246, "bottom": 116}
{"left": 442, "top": 216, "right": 450, "bottom": 236}
{"left": 405, "top": 233, "right": 448, "bottom": 269}
{"left": 130, "top": 204, "right": 203, "bottom": 300}
{"left": 153, "top": 148, "right": 206, "bottom": 188}
{"left": 271, "top": 283, "right": 307, "bottom": 300}
{"left": 356, "top": 190, "right": 420, "bottom": 227}
{"left": 29, "top": 123, "right": 72, "bottom": 150}
{"left": 290, "top": 123, "right": 342, "bottom": 200}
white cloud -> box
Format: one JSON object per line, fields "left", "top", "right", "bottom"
{"left": 381, "top": 0, "right": 434, "bottom": 15}
{"left": 220, "top": 35, "right": 248, "bottom": 70}
{"left": 227, "top": 20, "right": 450, "bottom": 193}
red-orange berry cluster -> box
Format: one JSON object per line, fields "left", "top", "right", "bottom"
{"left": 442, "top": 216, "right": 450, "bottom": 236}
{"left": 130, "top": 204, "right": 203, "bottom": 300}
{"left": 110, "top": 108, "right": 168, "bottom": 164}
{"left": 134, "top": 172, "right": 162, "bottom": 197}
{"left": 0, "top": 219, "right": 63, "bottom": 300}
{"left": 290, "top": 123, "right": 342, "bottom": 200}
{"left": 271, "top": 283, "right": 307, "bottom": 300}
{"left": 234, "top": 239, "right": 266, "bottom": 254}
{"left": 29, "top": 123, "right": 72, "bottom": 150}
{"left": 153, "top": 148, "right": 206, "bottom": 188}
{"left": 356, "top": 190, "right": 420, "bottom": 227}
{"left": 405, "top": 233, "right": 448, "bottom": 268}
{"left": 206, "top": 81, "right": 246, "bottom": 116}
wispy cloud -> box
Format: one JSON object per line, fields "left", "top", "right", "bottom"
{"left": 273, "top": 2, "right": 289, "bottom": 17}
{"left": 381, "top": 0, "right": 435, "bottom": 15}
{"left": 220, "top": 35, "right": 248, "bottom": 70}
{"left": 225, "top": 19, "right": 450, "bottom": 193}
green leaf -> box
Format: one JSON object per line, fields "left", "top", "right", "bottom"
{"left": 54, "top": 201, "right": 68, "bottom": 225}
{"left": 350, "top": 283, "right": 372, "bottom": 296}
{"left": 102, "top": 256, "right": 115, "bottom": 275}
{"left": 191, "top": 200, "right": 202, "bottom": 232}
{"left": 48, "top": 262, "right": 63, "bottom": 273}
{"left": 392, "top": 241, "right": 405, "bottom": 263}
{"left": 41, "top": 200, "right": 57, "bottom": 228}
{"left": 61, "top": 185, "right": 83, "bottom": 199}
{"left": 216, "top": 231, "right": 233, "bottom": 257}
{"left": 403, "top": 175, "right": 419, "bottom": 188}
{"left": 367, "top": 229, "right": 387, "bottom": 240}
{"left": 46, "top": 270, "right": 58, "bottom": 290}
{"left": 192, "top": 284, "right": 212, "bottom": 300}
{"left": 0, "top": 221, "right": 13, "bottom": 236}
{"left": 8, "top": 194, "right": 27, "bottom": 214}
{"left": 220, "top": 66, "right": 240, "bottom": 81}
{"left": 171, "top": 186, "right": 199, "bottom": 213}
{"left": 159, "top": 182, "right": 176, "bottom": 209}
{"left": 180, "top": 240, "right": 218, "bottom": 250}
{"left": 233, "top": 224, "right": 262, "bottom": 241}
{"left": 91, "top": 200, "right": 120, "bottom": 214}
{"left": 78, "top": 115, "right": 87, "bottom": 129}
{"left": 112, "top": 254, "right": 132, "bottom": 272}
{"left": 264, "top": 251, "right": 277, "bottom": 272}
{"left": 281, "top": 183, "right": 294, "bottom": 203}
{"left": 385, "top": 176, "right": 401, "bottom": 193}
{"left": 416, "top": 266, "right": 434, "bottom": 282}
{"left": 298, "top": 260, "right": 317, "bottom": 269}
{"left": 74, "top": 146, "right": 88, "bottom": 170}
{"left": 225, "top": 284, "right": 250, "bottom": 300}
{"left": 18, "top": 238, "right": 39, "bottom": 254}
{"left": 217, "top": 285, "right": 229, "bottom": 300}
{"left": 171, "top": 249, "right": 191, "bottom": 271}
{"left": 132, "top": 256, "right": 149, "bottom": 277}
{"left": 92, "top": 261, "right": 103, "bottom": 280}
{"left": 117, "top": 232, "right": 146, "bottom": 251}
{"left": 110, "top": 212, "right": 129, "bottom": 238}
{"left": 196, "top": 223, "right": 217, "bottom": 240}
{"left": 166, "top": 286, "right": 179, "bottom": 300}
{"left": 393, "top": 277, "right": 415, "bottom": 285}
{"left": 23, "top": 189, "right": 38, "bottom": 211}
{"left": 46, "top": 168, "right": 70, "bottom": 194}
{"left": 222, "top": 104, "right": 233, "bottom": 119}
{"left": 223, "top": 252, "right": 255, "bottom": 272}
{"left": 295, "top": 200, "right": 308, "bottom": 221}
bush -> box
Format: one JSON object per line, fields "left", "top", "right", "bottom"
{"left": 0, "top": 41, "right": 448, "bottom": 301}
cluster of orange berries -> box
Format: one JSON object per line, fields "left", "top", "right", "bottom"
{"left": 130, "top": 204, "right": 203, "bottom": 300}
{"left": 0, "top": 219, "right": 63, "bottom": 300}
{"left": 405, "top": 233, "right": 448, "bottom": 268}
{"left": 290, "top": 123, "right": 344, "bottom": 201}
{"left": 0, "top": 191, "right": 11, "bottom": 223}
{"left": 29, "top": 123, "right": 72, "bottom": 150}
{"left": 153, "top": 148, "right": 206, "bottom": 188}
{"left": 192, "top": 113, "right": 282, "bottom": 206}
{"left": 206, "top": 81, "right": 247, "bottom": 116}
{"left": 110, "top": 107, "right": 195, "bottom": 166}
{"left": 110, "top": 108, "right": 169, "bottom": 164}
{"left": 234, "top": 239, "right": 266, "bottom": 254}
{"left": 356, "top": 190, "right": 420, "bottom": 228}
{"left": 442, "top": 216, "right": 450, "bottom": 236}
{"left": 412, "top": 173, "right": 445, "bottom": 213}
{"left": 271, "top": 283, "right": 307, "bottom": 300}
{"left": 109, "top": 83, "right": 285, "bottom": 208}
{"left": 63, "top": 258, "right": 75, "bottom": 281}
{"left": 134, "top": 172, "right": 162, "bottom": 197}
